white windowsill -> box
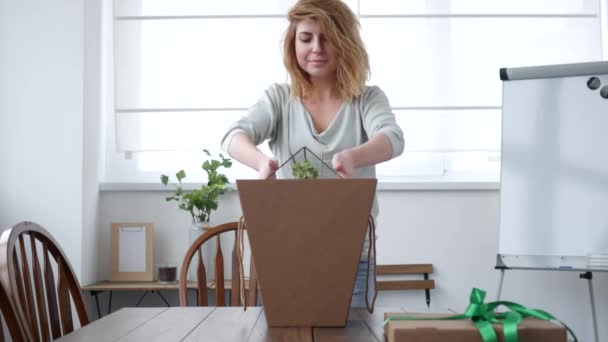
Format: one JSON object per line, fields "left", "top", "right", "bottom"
{"left": 100, "top": 181, "right": 499, "bottom": 192}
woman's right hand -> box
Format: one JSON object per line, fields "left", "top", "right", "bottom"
{"left": 258, "top": 159, "right": 279, "bottom": 179}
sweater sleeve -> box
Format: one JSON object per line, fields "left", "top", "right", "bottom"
{"left": 360, "top": 86, "right": 405, "bottom": 159}
{"left": 220, "top": 83, "right": 287, "bottom": 152}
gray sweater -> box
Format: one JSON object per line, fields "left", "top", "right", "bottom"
{"left": 221, "top": 83, "right": 404, "bottom": 219}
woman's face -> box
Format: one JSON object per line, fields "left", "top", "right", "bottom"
{"left": 294, "top": 19, "right": 338, "bottom": 81}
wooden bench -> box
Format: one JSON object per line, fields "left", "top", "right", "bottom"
{"left": 376, "top": 264, "right": 435, "bottom": 307}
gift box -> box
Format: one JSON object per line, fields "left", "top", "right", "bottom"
{"left": 384, "top": 312, "right": 567, "bottom": 342}
{"left": 384, "top": 288, "right": 573, "bottom": 342}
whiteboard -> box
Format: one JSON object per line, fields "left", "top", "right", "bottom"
{"left": 498, "top": 62, "right": 608, "bottom": 271}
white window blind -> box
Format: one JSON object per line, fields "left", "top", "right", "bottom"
{"left": 111, "top": 0, "right": 604, "bottom": 183}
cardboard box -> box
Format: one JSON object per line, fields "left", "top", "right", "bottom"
{"left": 384, "top": 312, "right": 567, "bottom": 342}
{"left": 238, "top": 179, "right": 376, "bottom": 327}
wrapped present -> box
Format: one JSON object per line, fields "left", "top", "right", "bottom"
{"left": 384, "top": 288, "right": 576, "bottom": 342}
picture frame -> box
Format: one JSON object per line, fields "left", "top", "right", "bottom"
{"left": 110, "top": 222, "right": 154, "bottom": 282}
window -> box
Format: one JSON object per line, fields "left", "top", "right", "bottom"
{"left": 107, "top": 0, "right": 604, "bottom": 183}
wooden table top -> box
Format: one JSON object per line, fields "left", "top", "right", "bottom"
{"left": 57, "top": 306, "right": 406, "bottom": 342}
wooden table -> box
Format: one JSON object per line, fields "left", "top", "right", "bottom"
{"left": 57, "top": 306, "right": 406, "bottom": 341}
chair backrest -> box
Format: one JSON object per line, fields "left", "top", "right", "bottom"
{"left": 179, "top": 221, "right": 258, "bottom": 307}
{"left": 0, "top": 277, "right": 30, "bottom": 342}
{"left": 0, "top": 222, "right": 89, "bottom": 341}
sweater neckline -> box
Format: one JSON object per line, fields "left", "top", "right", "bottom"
{"left": 296, "top": 98, "right": 347, "bottom": 136}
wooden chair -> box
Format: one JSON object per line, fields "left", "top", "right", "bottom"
{"left": 0, "top": 221, "right": 90, "bottom": 341}
{"left": 0, "top": 276, "right": 30, "bottom": 342}
{"left": 179, "top": 221, "right": 258, "bottom": 307}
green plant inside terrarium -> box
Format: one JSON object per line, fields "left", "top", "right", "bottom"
{"left": 292, "top": 159, "right": 319, "bottom": 179}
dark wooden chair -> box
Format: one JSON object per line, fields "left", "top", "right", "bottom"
{"left": 0, "top": 221, "right": 90, "bottom": 341}
{"left": 179, "top": 221, "right": 258, "bottom": 307}
{"left": 0, "top": 276, "right": 30, "bottom": 342}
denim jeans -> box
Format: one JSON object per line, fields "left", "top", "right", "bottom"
{"left": 351, "top": 259, "right": 376, "bottom": 308}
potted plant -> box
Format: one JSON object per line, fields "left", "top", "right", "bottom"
{"left": 161, "top": 149, "right": 231, "bottom": 281}
{"left": 161, "top": 149, "right": 232, "bottom": 229}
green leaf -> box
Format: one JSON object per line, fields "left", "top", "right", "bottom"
{"left": 161, "top": 149, "right": 232, "bottom": 221}
{"left": 176, "top": 170, "right": 186, "bottom": 181}
{"left": 160, "top": 174, "right": 169, "bottom": 185}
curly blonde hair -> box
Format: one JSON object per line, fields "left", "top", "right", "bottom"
{"left": 284, "top": 0, "right": 370, "bottom": 101}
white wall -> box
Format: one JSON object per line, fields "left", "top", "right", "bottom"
{"left": 0, "top": 0, "right": 85, "bottom": 277}
{"left": 82, "top": 0, "right": 104, "bottom": 287}
{"left": 100, "top": 189, "right": 606, "bottom": 342}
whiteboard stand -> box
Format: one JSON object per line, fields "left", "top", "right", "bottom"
{"left": 497, "top": 61, "right": 608, "bottom": 342}
{"left": 496, "top": 267, "right": 505, "bottom": 301}
{"left": 579, "top": 272, "right": 600, "bottom": 342}
{"left": 495, "top": 266, "right": 599, "bottom": 342}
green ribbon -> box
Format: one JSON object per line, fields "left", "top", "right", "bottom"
{"left": 383, "top": 288, "right": 577, "bottom": 342}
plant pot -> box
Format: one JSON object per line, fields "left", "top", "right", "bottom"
{"left": 187, "top": 220, "right": 213, "bottom": 281}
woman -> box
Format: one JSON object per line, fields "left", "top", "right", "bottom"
{"left": 221, "top": 0, "right": 404, "bottom": 307}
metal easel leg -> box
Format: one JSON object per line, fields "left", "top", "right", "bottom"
{"left": 496, "top": 269, "right": 505, "bottom": 301}
{"left": 580, "top": 272, "right": 599, "bottom": 342}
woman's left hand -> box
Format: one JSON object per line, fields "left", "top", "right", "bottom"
{"left": 332, "top": 151, "right": 355, "bottom": 178}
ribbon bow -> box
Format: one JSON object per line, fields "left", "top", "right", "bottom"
{"left": 384, "top": 288, "right": 577, "bottom": 342}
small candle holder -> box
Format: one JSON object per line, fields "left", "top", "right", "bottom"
{"left": 157, "top": 264, "right": 177, "bottom": 284}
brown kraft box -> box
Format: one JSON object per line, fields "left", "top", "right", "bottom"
{"left": 237, "top": 179, "right": 376, "bottom": 327}
{"left": 384, "top": 312, "right": 567, "bottom": 342}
